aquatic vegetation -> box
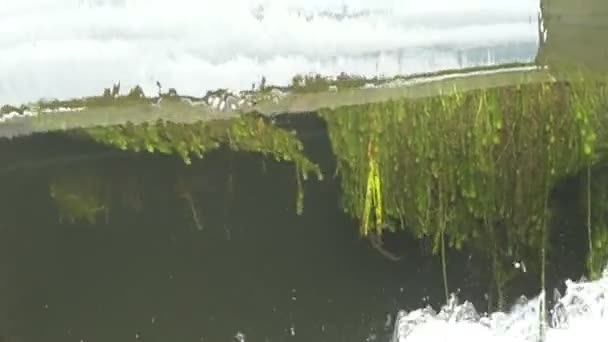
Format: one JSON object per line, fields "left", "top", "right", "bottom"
{"left": 321, "top": 77, "right": 608, "bottom": 309}
{"left": 175, "top": 175, "right": 205, "bottom": 231}
{"left": 65, "top": 115, "right": 322, "bottom": 216}
{"left": 78, "top": 114, "right": 321, "bottom": 176}
{"left": 320, "top": 79, "right": 608, "bottom": 275}
{"left": 585, "top": 165, "right": 608, "bottom": 279}
{"left": 48, "top": 167, "right": 148, "bottom": 225}
{"left": 50, "top": 172, "right": 109, "bottom": 224}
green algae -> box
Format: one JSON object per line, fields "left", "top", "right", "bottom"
{"left": 48, "top": 114, "right": 322, "bottom": 222}
{"left": 49, "top": 167, "right": 148, "bottom": 225}
{"left": 320, "top": 79, "right": 608, "bottom": 266}
{"left": 585, "top": 164, "right": 608, "bottom": 279}
{"left": 318, "top": 77, "right": 608, "bottom": 306}
{"left": 50, "top": 171, "right": 109, "bottom": 224}
{"left": 77, "top": 114, "right": 321, "bottom": 178}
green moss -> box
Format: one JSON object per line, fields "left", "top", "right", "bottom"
{"left": 63, "top": 114, "right": 322, "bottom": 217}
{"left": 48, "top": 166, "right": 149, "bottom": 225}
{"left": 320, "top": 79, "right": 608, "bottom": 260}
{"left": 76, "top": 114, "right": 321, "bottom": 178}
{"left": 585, "top": 165, "right": 608, "bottom": 279}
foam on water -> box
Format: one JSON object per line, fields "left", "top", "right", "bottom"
{"left": 392, "top": 269, "right": 608, "bottom": 342}
{"left": 0, "top": 0, "right": 540, "bottom": 105}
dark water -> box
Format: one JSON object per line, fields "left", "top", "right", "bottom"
{"left": 0, "top": 113, "right": 591, "bottom": 342}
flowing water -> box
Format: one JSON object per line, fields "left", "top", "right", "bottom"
{"left": 1, "top": 1, "right": 608, "bottom": 342}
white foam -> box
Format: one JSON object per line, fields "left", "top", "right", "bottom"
{"left": 0, "top": 0, "right": 540, "bottom": 105}
{"left": 392, "top": 270, "right": 608, "bottom": 342}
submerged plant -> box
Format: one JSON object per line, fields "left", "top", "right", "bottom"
{"left": 49, "top": 168, "right": 148, "bottom": 225}
{"left": 50, "top": 172, "right": 109, "bottom": 224}
{"left": 585, "top": 164, "right": 608, "bottom": 279}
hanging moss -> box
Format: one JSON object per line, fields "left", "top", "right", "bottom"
{"left": 585, "top": 164, "right": 608, "bottom": 279}
{"left": 320, "top": 79, "right": 608, "bottom": 259}
{"left": 67, "top": 114, "right": 322, "bottom": 216}
{"left": 77, "top": 115, "right": 320, "bottom": 177}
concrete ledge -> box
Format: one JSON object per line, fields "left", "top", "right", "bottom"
{"left": 0, "top": 66, "right": 552, "bottom": 139}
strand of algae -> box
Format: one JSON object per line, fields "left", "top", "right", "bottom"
{"left": 585, "top": 164, "right": 608, "bottom": 279}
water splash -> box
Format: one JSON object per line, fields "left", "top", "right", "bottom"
{"left": 392, "top": 270, "right": 608, "bottom": 342}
